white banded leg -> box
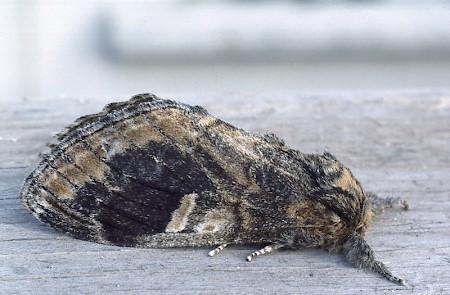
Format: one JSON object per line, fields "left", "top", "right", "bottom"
{"left": 208, "top": 244, "right": 228, "bottom": 257}
{"left": 246, "top": 244, "right": 285, "bottom": 261}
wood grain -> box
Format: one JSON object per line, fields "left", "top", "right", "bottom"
{"left": 1, "top": 92, "right": 449, "bottom": 294}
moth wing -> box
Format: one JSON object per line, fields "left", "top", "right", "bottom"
{"left": 21, "top": 97, "right": 254, "bottom": 247}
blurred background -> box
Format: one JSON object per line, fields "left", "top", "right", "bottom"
{"left": 1, "top": 0, "right": 450, "bottom": 100}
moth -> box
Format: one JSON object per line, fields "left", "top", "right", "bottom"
{"left": 21, "top": 93, "right": 409, "bottom": 284}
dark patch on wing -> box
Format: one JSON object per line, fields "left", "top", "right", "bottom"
{"left": 108, "top": 140, "right": 216, "bottom": 194}
{"left": 66, "top": 139, "right": 221, "bottom": 246}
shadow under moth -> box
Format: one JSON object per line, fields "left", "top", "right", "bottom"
{"left": 21, "top": 93, "right": 409, "bottom": 284}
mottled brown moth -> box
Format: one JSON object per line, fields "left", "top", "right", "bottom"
{"left": 21, "top": 93, "right": 409, "bottom": 284}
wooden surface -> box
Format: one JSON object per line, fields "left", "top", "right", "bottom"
{"left": 1, "top": 91, "right": 449, "bottom": 294}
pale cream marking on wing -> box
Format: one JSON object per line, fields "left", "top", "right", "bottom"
{"left": 121, "top": 117, "right": 165, "bottom": 147}
{"left": 64, "top": 142, "right": 110, "bottom": 182}
{"left": 197, "top": 116, "right": 217, "bottom": 128}
{"left": 194, "top": 208, "right": 235, "bottom": 233}
{"left": 83, "top": 125, "right": 131, "bottom": 160}
{"left": 150, "top": 108, "right": 199, "bottom": 146}
{"left": 165, "top": 192, "right": 198, "bottom": 233}
{"left": 54, "top": 158, "right": 90, "bottom": 187}
{"left": 40, "top": 168, "right": 75, "bottom": 200}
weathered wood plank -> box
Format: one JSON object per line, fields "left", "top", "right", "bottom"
{"left": 1, "top": 92, "right": 449, "bottom": 294}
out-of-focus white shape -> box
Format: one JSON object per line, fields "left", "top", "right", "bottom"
{"left": 104, "top": 2, "right": 450, "bottom": 60}
{"left": 0, "top": 4, "right": 22, "bottom": 99}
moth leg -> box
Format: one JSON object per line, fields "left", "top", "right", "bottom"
{"left": 342, "top": 232, "right": 405, "bottom": 285}
{"left": 208, "top": 243, "right": 228, "bottom": 257}
{"left": 246, "top": 243, "right": 285, "bottom": 262}
{"left": 367, "top": 192, "right": 409, "bottom": 217}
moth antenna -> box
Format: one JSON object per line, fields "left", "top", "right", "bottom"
{"left": 342, "top": 232, "right": 405, "bottom": 285}
{"left": 246, "top": 243, "right": 285, "bottom": 262}
{"left": 208, "top": 243, "right": 228, "bottom": 257}
{"left": 367, "top": 192, "right": 409, "bottom": 217}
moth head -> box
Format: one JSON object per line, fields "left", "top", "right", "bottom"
{"left": 312, "top": 152, "right": 372, "bottom": 232}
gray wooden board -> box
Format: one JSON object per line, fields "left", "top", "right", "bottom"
{"left": 0, "top": 91, "right": 449, "bottom": 294}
